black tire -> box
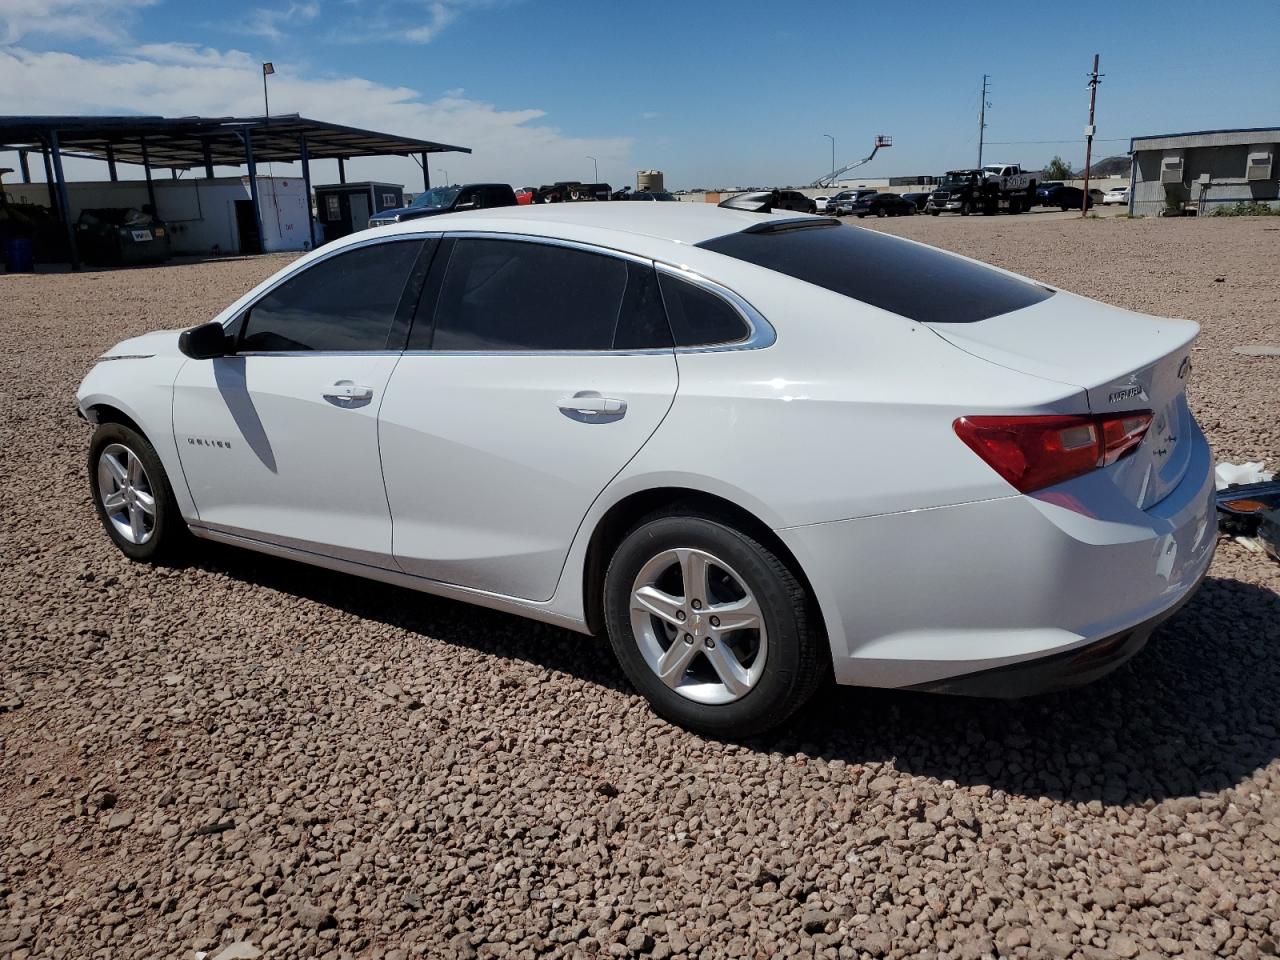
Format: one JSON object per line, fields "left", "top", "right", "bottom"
{"left": 930, "top": 210, "right": 940, "bottom": 216}
{"left": 603, "top": 510, "right": 829, "bottom": 738}
{"left": 88, "top": 421, "right": 188, "bottom": 563}
{"left": 856, "top": 212, "right": 867, "bottom": 219}
{"left": 876, "top": 208, "right": 886, "bottom": 218}
{"left": 960, "top": 202, "right": 970, "bottom": 216}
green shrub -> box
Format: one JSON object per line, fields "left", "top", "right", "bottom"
{"left": 1211, "top": 200, "right": 1280, "bottom": 217}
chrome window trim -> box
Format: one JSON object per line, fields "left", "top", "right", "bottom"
{"left": 409, "top": 230, "right": 775, "bottom": 356}
{"left": 442, "top": 230, "right": 655, "bottom": 267}
{"left": 220, "top": 229, "right": 776, "bottom": 359}
{"left": 653, "top": 262, "right": 776, "bottom": 353}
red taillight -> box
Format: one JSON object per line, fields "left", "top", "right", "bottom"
{"left": 953, "top": 411, "right": 1152, "bottom": 493}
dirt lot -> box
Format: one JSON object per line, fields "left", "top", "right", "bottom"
{"left": 2, "top": 216, "right": 1279, "bottom": 960}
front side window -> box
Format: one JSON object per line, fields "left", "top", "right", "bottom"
{"left": 240, "top": 240, "right": 423, "bottom": 352}
{"left": 418, "top": 238, "right": 671, "bottom": 352}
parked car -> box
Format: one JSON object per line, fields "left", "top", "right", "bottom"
{"left": 538, "top": 182, "right": 613, "bottom": 203}
{"left": 901, "top": 192, "right": 932, "bottom": 212}
{"left": 829, "top": 189, "right": 878, "bottom": 216}
{"left": 75, "top": 207, "right": 172, "bottom": 266}
{"left": 367, "top": 183, "right": 516, "bottom": 227}
{"left": 515, "top": 187, "right": 537, "bottom": 205}
{"left": 851, "top": 193, "right": 916, "bottom": 218}
{"left": 773, "top": 190, "right": 817, "bottom": 214}
{"left": 1034, "top": 182, "right": 1066, "bottom": 206}
{"left": 718, "top": 190, "right": 814, "bottom": 213}
{"left": 77, "top": 205, "right": 1214, "bottom": 736}
{"left": 625, "top": 191, "right": 678, "bottom": 201}
{"left": 813, "top": 196, "right": 832, "bottom": 212}
{"left": 1040, "top": 185, "right": 1094, "bottom": 211}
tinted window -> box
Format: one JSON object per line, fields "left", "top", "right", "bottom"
{"left": 421, "top": 239, "right": 671, "bottom": 351}
{"left": 697, "top": 224, "right": 1052, "bottom": 324}
{"left": 657, "top": 272, "right": 750, "bottom": 347}
{"left": 241, "top": 240, "right": 423, "bottom": 352}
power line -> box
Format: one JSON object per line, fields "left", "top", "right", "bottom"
{"left": 984, "top": 138, "right": 1127, "bottom": 145}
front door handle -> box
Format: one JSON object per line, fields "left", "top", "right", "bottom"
{"left": 323, "top": 380, "right": 374, "bottom": 407}
{"left": 558, "top": 391, "right": 627, "bottom": 421}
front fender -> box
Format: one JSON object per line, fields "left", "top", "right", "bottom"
{"left": 77, "top": 355, "right": 197, "bottom": 519}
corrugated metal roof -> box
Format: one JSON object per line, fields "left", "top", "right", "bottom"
{"left": 1130, "top": 126, "right": 1280, "bottom": 152}
{"left": 0, "top": 114, "right": 470, "bottom": 168}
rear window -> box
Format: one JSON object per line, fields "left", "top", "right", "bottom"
{"left": 697, "top": 224, "right": 1052, "bottom": 323}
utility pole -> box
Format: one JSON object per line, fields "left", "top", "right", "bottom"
{"left": 1081, "top": 54, "right": 1102, "bottom": 218}
{"left": 977, "top": 74, "right": 989, "bottom": 168}
{"left": 823, "top": 133, "right": 835, "bottom": 183}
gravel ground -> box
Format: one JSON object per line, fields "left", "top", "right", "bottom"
{"left": 2, "top": 216, "right": 1279, "bottom": 960}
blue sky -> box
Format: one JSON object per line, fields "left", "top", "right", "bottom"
{"left": 2, "top": 0, "right": 1278, "bottom": 190}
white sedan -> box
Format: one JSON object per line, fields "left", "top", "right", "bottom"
{"left": 1103, "top": 185, "right": 1130, "bottom": 205}
{"left": 813, "top": 196, "right": 831, "bottom": 212}
{"left": 77, "top": 204, "right": 1216, "bottom": 735}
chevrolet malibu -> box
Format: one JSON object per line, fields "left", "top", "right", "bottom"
{"left": 77, "top": 204, "right": 1215, "bottom": 736}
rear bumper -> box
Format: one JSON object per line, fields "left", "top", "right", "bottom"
{"left": 906, "top": 563, "right": 1207, "bottom": 697}
{"left": 777, "top": 422, "right": 1217, "bottom": 691}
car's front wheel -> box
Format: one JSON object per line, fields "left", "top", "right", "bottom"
{"left": 89, "top": 422, "right": 187, "bottom": 563}
{"left": 603, "top": 511, "right": 828, "bottom": 737}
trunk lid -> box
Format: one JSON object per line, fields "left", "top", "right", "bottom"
{"left": 927, "top": 290, "right": 1199, "bottom": 510}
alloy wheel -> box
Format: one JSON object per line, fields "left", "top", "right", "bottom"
{"left": 629, "top": 547, "right": 768, "bottom": 705}
{"left": 97, "top": 442, "right": 156, "bottom": 545}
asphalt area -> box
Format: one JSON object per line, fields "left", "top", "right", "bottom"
{"left": 2, "top": 214, "right": 1278, "bottom": 959}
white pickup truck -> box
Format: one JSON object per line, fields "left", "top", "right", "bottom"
{"left": 981, "top": 163, "right": 1036, "bottom": 193}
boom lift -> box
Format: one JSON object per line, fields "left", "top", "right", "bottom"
{"left": 811, "top": 135, "right": 893, "bottom": 188}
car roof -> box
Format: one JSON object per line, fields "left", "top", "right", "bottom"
{"left": 371, "top": 201, "right": 805, "bottom": 248}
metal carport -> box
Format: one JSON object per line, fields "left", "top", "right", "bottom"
{"left": 0, "top": 115, "right": 471, "bottom": 268}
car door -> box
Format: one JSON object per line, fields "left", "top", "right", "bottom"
{"left": 378, "top": 235, "right": 679, "bottom": 601}
{"left": 172, "top": 236, "right": 432, "bottom": 566}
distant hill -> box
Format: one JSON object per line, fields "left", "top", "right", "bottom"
{"left": 1085, "top": 155, "right": 1131, "bottom": 178}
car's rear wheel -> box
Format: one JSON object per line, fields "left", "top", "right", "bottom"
{"left": 603, "top": 511, "right": 828, "bottom": 737}
{"left": 89, "top": 422, "right": 187, "bottom": 563}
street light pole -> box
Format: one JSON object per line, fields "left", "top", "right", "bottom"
{"left": 587, "top": 155, "right": 598, "bottom": 181}
{"left": 823, "top": 134, "right": 834, "bottom": 183}
{"left": 262, "top": 62, "right": 274, "bottom": 119}
{"left": 437, "top": 168, "right": 448, "bottom": 186}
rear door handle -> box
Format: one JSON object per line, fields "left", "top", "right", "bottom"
{"left": 558, "top": 392, "right": 627, "bottom": 421}
{"left": 323, "top": 380, "right": 374, "bottom": 407}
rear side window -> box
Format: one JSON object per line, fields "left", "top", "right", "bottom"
{"left": 697, "top": 224, "right": 1052, "bottom": 323}
{"left": 658, "top": 272, "right": 750, "bottom": 346}
{"left": 420, "top": 238, "right": 672, "bottom": 351}
{"left": 241, "top": 240, "right": 423, "bottom": 352}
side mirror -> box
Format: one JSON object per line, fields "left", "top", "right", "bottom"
{"left": 179, "top": 320, "right": 231, "bottom": 359}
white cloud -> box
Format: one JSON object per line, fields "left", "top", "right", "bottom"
{"left": 0, "top": 44, "right": 634, "bottom": 188}
{"left": 325, "top": 0, "right": 518, "bottom": 45}
{"left": 403, "top": 2, "right": 456, "bottom": 43}
{"left": 242, "top": 2, "right": 320, "bottom": 41}
{"left": 640, "top": 112, "right": 661, "bottom": 121}
{"left": 0, "top": 0, "right": 156, "bottom": 45}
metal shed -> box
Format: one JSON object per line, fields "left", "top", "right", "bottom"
{"left": 0, "top": 114, "right": 470, "bottom": 268}
{"left": 313, "top": 181, "right": 405, "bottom": 240}
{"left": 1129, "top": 126, "right": 1280, "bottom": 217}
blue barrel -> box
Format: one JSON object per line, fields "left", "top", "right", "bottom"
{"left": 3, "top": 238, "right": 35, "bottom": 273}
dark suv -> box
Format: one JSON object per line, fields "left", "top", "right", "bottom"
{"left": 368, "top": 183, "right": 517, "bottom": 227}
